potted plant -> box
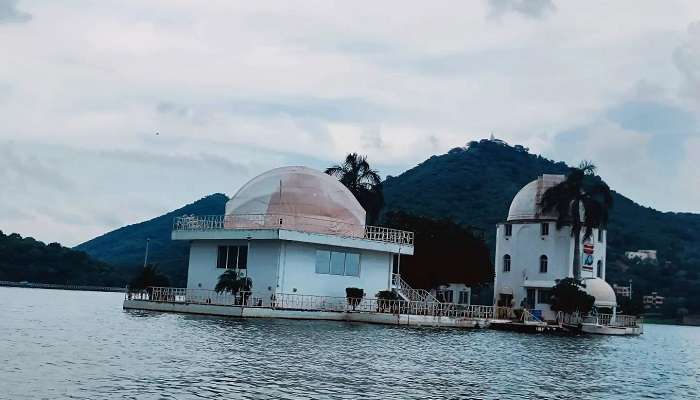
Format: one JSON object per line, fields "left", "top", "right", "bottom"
{"left": 345, "top": 287, "right": 365, "bottom": 311}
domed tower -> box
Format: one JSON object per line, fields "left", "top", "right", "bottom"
{"left": 494, "top": 175, "right": 609, "bottom": 321}
{"left": 172, "top": 166, "right": 414, "bottom": 300}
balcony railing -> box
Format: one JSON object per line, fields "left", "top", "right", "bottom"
{"left": 173, "top": 214, "right": 414, "bottom": 246}
{"left": 126, "top": 287, "right": 507, "bottom": 319}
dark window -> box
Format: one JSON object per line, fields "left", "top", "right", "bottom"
{"left": 217, "top": 245, "right": 248, "bottom": 269}
{"left": 598, "top": 229, "right": 604, "bottom": 242}
{"left": 541, "top": 223, "right": 549, "bottom": 236}
{"left": 505, "top": 224, "right": 512, "bottom": 237}
{"left": 503, "top": 254, "right": 511, "bottom": 272}
{"left": 458, "top": 290, "right": 470, "bottom": 304}
{"left": 217, "top": 246, "right": 227, "bottom": 269}
{"left": 537, "top": 289, "right": 552, "bottom": 304}
{"left": 437, "top": 290, "right": 454, "bottom": 303}
{"left": 597, "top": 260, "right": 603, "bottom": 278}
{"left": 539, "top": 255, "right": 548, "bottom": 273}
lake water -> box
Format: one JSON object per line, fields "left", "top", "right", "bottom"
{"left": 1, "top": 287, "right": 698, "bottom": 400}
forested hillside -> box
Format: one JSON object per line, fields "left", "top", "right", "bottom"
{"left": 0, "top": 231, "right": 123, "bottom": 286}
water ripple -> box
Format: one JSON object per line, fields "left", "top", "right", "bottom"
{"left": 0, "top": 287, "right": 698, "bottom": 400}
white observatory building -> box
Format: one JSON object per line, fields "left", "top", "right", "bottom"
{"left": 172, "top": 166, "right": 413, "bottom": 303}
{"left": 494, "top": 174, "right": 616, "bottom": 321}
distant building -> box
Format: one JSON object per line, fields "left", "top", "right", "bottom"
{"left": 430, "top": 283, "right": 471, "bottom": 306}
{"left": 643, "top": 292, "right": 665, "bottom": 309}
{"left": 625, "top": 250, "right": 657, "bottom": 262}
{"left": 613, "top": 283, "right": 632, "bottom": 299}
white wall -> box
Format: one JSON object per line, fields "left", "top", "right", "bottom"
{"left": 278, "top": 241, "right": 392, "bottom": 298}
{"left": 186, "top": 239, "right": 393, "bottom": 300}
{"left": 186, "top": 240, "right": 280, "bottom": 302}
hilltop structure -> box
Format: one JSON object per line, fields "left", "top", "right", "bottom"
{"left": 493, "top": 174, "right": 614, "bottom": 321}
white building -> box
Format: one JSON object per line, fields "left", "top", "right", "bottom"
{"left": 173, "top": 166, "right": 414, "bottom": 303}
{"left": 625, "top": 250, "right": 657, "bottom": 262}
{"left": 493, "top": 174, "right": 614, "bottom": 321}
{"left": 431, "top": 283, "right": 471, "bottom": 306}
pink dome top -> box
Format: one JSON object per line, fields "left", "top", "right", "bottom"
{"left": 224, "top": 166, "right": 366, "bottom": 236}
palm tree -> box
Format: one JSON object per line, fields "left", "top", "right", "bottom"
{"left": 325, "top": 153, "right": 384, "bottom": 224}
{"left": 215, "top": 269, "right": 252, "bottom": 297}
{"left": 541, "top": 162, "right": 613, "bottom": 280}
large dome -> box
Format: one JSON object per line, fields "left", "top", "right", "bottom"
{"left": 224, "top": 166, "right": 366, "bottom": 236}
{"left": 507, "top": 174, "right": 565, "bottom": 221}
{"left": 583, "top": 278, "right": 617, "bottom": 308}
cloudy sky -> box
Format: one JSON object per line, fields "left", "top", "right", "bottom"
{"left": 1, "top": 0, "right": 699, "bottom": 246}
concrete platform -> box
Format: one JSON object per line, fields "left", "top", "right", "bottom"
{"left": 123, "top": 300, "right": 488, "bottom": 329}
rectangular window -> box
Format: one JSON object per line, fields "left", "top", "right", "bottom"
{"left": 505, "top": 224, "right": 512, "bottom": 237}
{"left": 537, "top": 289, "right": 552, "bottom": 304}
{"left": 217, "top": 245, "right": 248, "bottom": 269}
{"left": 217, "top": 246, "right": 227, "bottom": 269}
{"left": 598, "top": 229, "right": 604, "bottom": 242}
{"left": 345, "top": 253, "right": 360, "bottom": 277}
{"left": 458, "top": 290, "right": 470, "bottom": 305}
{"left": 330, "top": 251, "right": 346, "bottom": 275}
{"left": 238, "top": 246, "right": 248, "bottom": 269}
{"left": 541, "top": 223, "right": 549, "bottom": 236}
{"left": 437, "top": 290, "right": 454, "bottom": 303}
{"left": 315, "top": 250, "right": 331, "bottom": 274}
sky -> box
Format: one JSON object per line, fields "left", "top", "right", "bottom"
{"left": 1, "top": 0, "right": 699, "bottom": 247}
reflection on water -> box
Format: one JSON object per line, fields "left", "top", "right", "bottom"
{"left": 0, "top": 287, "right": 698, "bottom": 399}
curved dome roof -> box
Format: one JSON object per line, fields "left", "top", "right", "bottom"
{"left": 224, "top": 166, "right": 366, "bottom": 236}
{"left": 507, "top": 174, "right": 565, "bottom": 221}
{"left": 583, "top": 278, "right": 617, "bottom": 308}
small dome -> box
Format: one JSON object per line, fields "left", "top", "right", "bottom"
{"left": 224, "top": 166, "right": 366, "bottom": 236}
{"left": 507, "top": 174, "right": 565, "bottom": 221}
{"left": 583, "top": 278, "right": 617, "bottom": 308}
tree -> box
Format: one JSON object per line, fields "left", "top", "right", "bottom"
{"left": 550, "top": 278, "right": 595, "bottom": 315}
{"left": 215, "top": 269, "right": 252, "bottom": 296}
{"left": 325, "top": 153, "right": 384, "bottom": 224}
{"left": 541, "top": 162, "right": 613, "bottom": 280}
{"left": 383, "top": 211, "right": 493, "bottom": 289}
{"left": 129, "top": 264, "right": 170, "bottom": 291}
{"left": 345, "top": 287, "right": 365, "bottom": 310}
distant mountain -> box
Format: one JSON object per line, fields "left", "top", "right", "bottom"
{"left": 0, "top": 231, "right": 123, "bottom": 286}
{"left": 75, "top": 193, "right": 228, "bottom": 286}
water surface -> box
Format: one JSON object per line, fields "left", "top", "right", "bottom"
{"left": 1, "top": 287, "right": 698, "bottom": 399}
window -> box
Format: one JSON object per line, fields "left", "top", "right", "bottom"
{"left": 437, "top": 289, "right": 453, "bottom": 303}
{"left": 504, "top": 224, "right": 512, "bottom": 237}
{"left": 539, "top": 255, "right": 548, "bottom": 273}
{"left": 458, "top": 290, "right": 470, "bottom": 305}
{"left": 537, "top": 289, "right": 552, "bottom": 304}
{"left": 597, "top": 260, "right": 603, "bottom": 278}
{"left": 503, "top": 254, "right": 511, "bottom": 272}
{"left": 216, "top": 245, "right": 248, "bottom": 269}
{"left": 315, "top": 250, "right": 360, "bottom": 277}
{"left": 598, "top": 229, "right": 604, "bottom": 243}
{"left": 330, "top": 251, "right": 346, "bottom": 275}
{"left": 315, "top": 250, "right": 331, "bottom": 274}
{"left": 345, "top": 253, "right": 360, "bottom": 277}
{"left": 541, "top": 223, "right": 549, "bottom": 236}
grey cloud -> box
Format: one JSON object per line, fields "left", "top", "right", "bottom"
{"left": 487, "top": 0, "right": 556, "bottom": 19}
{"left": 157, "top": 97, "right": 389, "bottom": 124}
{"left": 0, "top": 0, "right": 31, "bottom": 23}
{"left": 673, "top": 21, "right": 700, "bottom": 103}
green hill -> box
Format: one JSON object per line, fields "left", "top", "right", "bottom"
{"left": 0, "top": 231, "right": 123, "bottom": 286}
{"left": 75, "top": 193, "right": 228, "bottom": 286}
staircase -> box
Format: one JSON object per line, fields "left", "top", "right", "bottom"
{"left": 392, "top": 274, "right": 441, "bottom": 304}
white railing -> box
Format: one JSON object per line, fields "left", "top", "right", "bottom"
{"left": 556, "top": 311, "right": 642, "bottom": 328}
{"left": 173, "top": 214, "right": 414, "bottom": 246}
{"left": 392, "top": 274, "right": 440, "bottom": 303}
{"left": 521, "top": 309, "right": 547, "bottom": 325}
{"left": 126, "top": 287, "right": 508, "bottom": 319}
